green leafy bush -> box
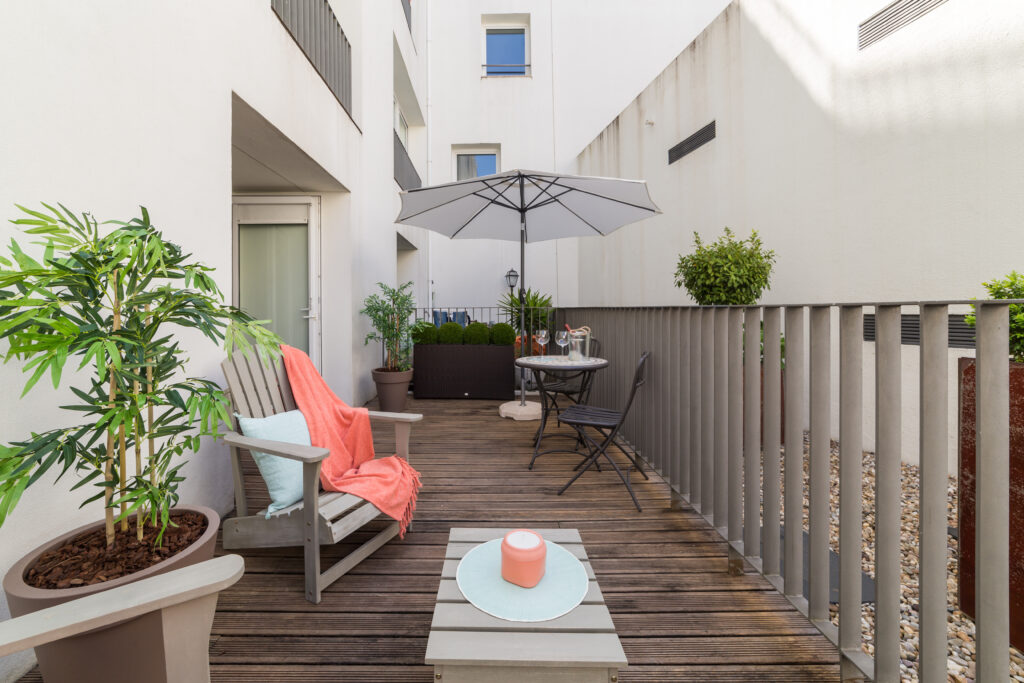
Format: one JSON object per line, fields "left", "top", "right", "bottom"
{"left": 490, "top": 323, "right": 516, "bottom": 346}
{"left": 463, "top": 322, "right": 490, "bottom": 345}
{"left": 438, "top": 321, "right": 464, "bottom": 344}
{"left": 964, "top": 271, "right": 1024, "bottom": 362}
{"left": 411, "top": 320, "right": 438, "bottom": 345}
{"left": 674, "top": 228, "right": 775, "bottom": 305}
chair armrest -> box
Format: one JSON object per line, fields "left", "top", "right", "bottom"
{"left": 223, "top": 432, "right": 330, "bottom": 463}
{"left": 0, "top": 555, "right": 244, "bottom": 657}
{"left": 368, "top": 411, "right": 423, "bottom": 423}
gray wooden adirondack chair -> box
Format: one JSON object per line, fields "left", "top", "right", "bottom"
{"left": 220, "top": 353, "right": 422, "bottom": 604}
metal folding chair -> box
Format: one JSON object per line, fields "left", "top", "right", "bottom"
{"left": 556, "top": 352, "right": 650, "bottom": 511}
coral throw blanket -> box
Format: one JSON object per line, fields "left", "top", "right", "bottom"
{"left": 281, "top": 345, "right": 421, "bottom": 536}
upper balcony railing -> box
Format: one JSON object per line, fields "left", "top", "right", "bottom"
{"left": 401, "top": 0, "right": 412, "bottom": 30}
{"left": 394, "top": 132, "right": 421, "bottom": 190}
{"left": 271, "top": 0, "right": 353, "bottom": 118}
{"left": 553, "top": 300, "right": 1016, "bottom": 682}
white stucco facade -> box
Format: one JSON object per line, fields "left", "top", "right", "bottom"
{"left": 424, "top": 0, "right": 730, "bottom": 310}
{"left": 575, "top": 0, "right": 1024, "bottom": 466}
{"left": 0, "top": 1, "right": 426, "bottom": 678}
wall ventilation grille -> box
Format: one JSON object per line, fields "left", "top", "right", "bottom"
{"left": 858, "top": 0, "right": 948, "bottom": 49}
{"left": 862, "top": 313, "right": 975, "bottom": 348}
{"left": 668, "top": 121, "right": 716, "bottom": 165}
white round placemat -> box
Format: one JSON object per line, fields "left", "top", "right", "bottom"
{"left": 455, "top": 539, "right": 589, "bottom": 622}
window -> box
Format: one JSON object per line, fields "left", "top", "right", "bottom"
{"left": 485, "top": 28, "right": 527, "bottom": 75}
{"left": 394, "top": 98, "right": 409, "bottom": 149}
{"left": 456, "top": 153, "right": 497, "bottom": 180}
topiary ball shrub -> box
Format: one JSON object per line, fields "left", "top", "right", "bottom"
{"left": 438, "top": 321, "right": 464, "bottom": 344}
{"left": 463, "top": 322, "right": 490, "bottom": 345}
{"left": 411, "top": 321, "right": 438, "bottom": 345}
{"left": 490, "top": 323, "right": 516, "bottom": 346}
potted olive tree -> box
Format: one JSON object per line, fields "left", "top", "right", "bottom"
{"left": 0, "top": 203, "right": 279, "bottom": 682}
{"left": 361, "top": 281, "right": 415, "bottom": 412}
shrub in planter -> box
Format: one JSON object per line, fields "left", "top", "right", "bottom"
{"left": 463, "top": 322, "right": 490, "bottom": 345}
{"left": 438, "top": 321, "right": 464, "bottom": 344}
{"left": 673, "top": 227, "right": 775, "bottom": 305}
{"left": 490, "top": 322, "right": 516, "bottom": 346}
{"left": 411, "top": 319, "right": 438, "bottom": 345}
{"left": 0, "top": 203, "right": 280, "bottom": 682}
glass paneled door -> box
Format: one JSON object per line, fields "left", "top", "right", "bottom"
{"left": 232, "top": 199, "right": 321, "bottom": 369}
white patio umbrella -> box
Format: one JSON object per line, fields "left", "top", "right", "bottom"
{"left": 396, "top": 169, "right": 660, "bottom": 415}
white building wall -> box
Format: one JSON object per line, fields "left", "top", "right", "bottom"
{"left": 0, "top": 0, "right": 423, "bottom": 678}
{"left": 575, "top": 0, "right": 1024, "bottom": 466}
{"left": 425, "top": 0, "right": 729, "bottom": 309}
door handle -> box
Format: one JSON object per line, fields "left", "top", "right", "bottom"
{"left": 300, "top": 307, "right": 317, "bottom": 321}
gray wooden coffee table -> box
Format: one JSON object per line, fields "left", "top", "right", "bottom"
{"left": 425, "top": 527, "right": 627, "bottom": 683}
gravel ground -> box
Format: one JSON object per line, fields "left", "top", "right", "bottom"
{"left": 775, "top": 436, "right": 1024, "bottom": 682}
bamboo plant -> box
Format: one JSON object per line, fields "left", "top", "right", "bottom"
{"left": 360, "top": 281, "right": 415, "bottom": 371}
{"left": 0, "top": 204, "right": 280, "bottom": 547}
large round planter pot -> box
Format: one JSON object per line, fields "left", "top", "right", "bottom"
{"left": 372, "top": 368, "right": 413, "bottom": 412}
{"left": 3, "top": 504, "right": 220, "bottom": 683}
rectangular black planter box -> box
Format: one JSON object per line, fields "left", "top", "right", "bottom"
{"left": 413, "top": 344, "right": 514, "bottom": 400}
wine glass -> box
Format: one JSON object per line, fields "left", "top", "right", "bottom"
{"left": 555, "top": 330, "right": 569, "bottom": 356}
{"left": 536, "top": 329, "right": 549, "bottom": 355}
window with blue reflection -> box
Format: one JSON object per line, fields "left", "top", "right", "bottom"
{"left": 486, "top": 29, "right": 526, "bottom": 75}
{"left": 456, "top": 154, "right": 497, "bottom": 180}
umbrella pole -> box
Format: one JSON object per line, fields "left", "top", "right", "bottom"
{"left": 519, "top": 210, "right": 527, "bottom": 406}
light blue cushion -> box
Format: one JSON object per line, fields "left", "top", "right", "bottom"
{"left": 236, "top": 410, "right": 310, "bottom": 518}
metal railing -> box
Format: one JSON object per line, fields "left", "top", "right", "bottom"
{"left": 271, "top": 0, "right": 353, "bottom": 116}
{"left": 401, "top": 0, "right": 412, "bottom": 30}
{"left": 554, "top": 302, "right": 1014, "bottom": 682}
{"left": 481, "top": 64, "right": 531, "bottom": 77}
{"left": 394, "top": 131, "right": 421, "bottom": 190}
{"left": 413, "top": 306, "right": 552, "bottom": 329}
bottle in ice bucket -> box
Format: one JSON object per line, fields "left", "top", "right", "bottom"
{"left": 501, "top": 529, "right": 546, "bottom": 588}
{"left": 568, "top": 330, "right": 587, "bottom": 361}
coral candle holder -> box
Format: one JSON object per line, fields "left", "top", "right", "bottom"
{"left": 501, "top": 529, "right": 546, "bottom": 588}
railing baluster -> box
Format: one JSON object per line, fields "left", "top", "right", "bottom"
{"left": 679, "top": 309, "right": 691, "bottom": 497}
{"left": 808, "top": 305, "right": 831, "bottom": 622}
{"left": 875, "top": 304, "right": 902, "bottom": 682}
{"left": 783, "top": 306, "right": 806, "bottom": 601}
{"left": 714, "top": 309, "right": 729, "bottom": 529}
{"left": 728, "top": 308, "right": 743, "bottom": 543}
{"left": 701, "top": 308, "right": 715, "bottom": 520}
{"left": 839, "top": 305, "right": 864, "bottom": 676}
{"left": 743, "top": 307, "right": 761, "bottom": 559}
{"left": 975, "top": 302, "right": 1010, "bottom": 681}
{"left": 919, "top": 303, "right": 948, "bottom": 682}
{"left": 689, "top": 309, "right": 702, "bottom": 508}
{"left": 763, "top": 306, "right": 782, "bottom": 576}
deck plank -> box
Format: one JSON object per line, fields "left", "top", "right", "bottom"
{"left": 17, "top": 397, "right": 838, "bottom": 682}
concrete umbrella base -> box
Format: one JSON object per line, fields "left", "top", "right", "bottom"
{"left": 498, "top": 400, "right": 541, "bottom": 420}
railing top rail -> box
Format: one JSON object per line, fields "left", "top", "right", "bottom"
{"left": 559, "top": 299, "right": 1024, "bottom": 309}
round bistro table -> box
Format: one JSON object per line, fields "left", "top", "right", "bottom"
{"left": 514, "top": 355, "right": 609, "bottom": 468}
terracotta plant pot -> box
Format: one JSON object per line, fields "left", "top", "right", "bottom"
{"left": 2, "top": 504, "right": 220, "bottom": 683}
{"left": 372, "top": 367, "right": 413, "bottom": 412}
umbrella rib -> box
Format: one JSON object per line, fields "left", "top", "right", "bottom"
{"left": 541, "top": 193, "right": 608, "bottom": 238}
{"left": 450, "top": 196, "right": 504, "bottom": 239}
{"left": 523, "top": 176, "right": 560, "bottom": 209}
{"left": 398, "top": 185, "right": 492, "bottom": 221}
{"left": 528, "top": 188, "right": 573, "bottom": 211}
{"left": 542, "top": 178, "right": 660, "bottom": 213}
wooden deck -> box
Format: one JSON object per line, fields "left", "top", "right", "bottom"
{"left": 20, "top": 398, "right": 839, "bottom": 682}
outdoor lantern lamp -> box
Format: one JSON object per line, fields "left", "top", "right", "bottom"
{"left": 505, "top": 268, "right": 519, "bottom": 299}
